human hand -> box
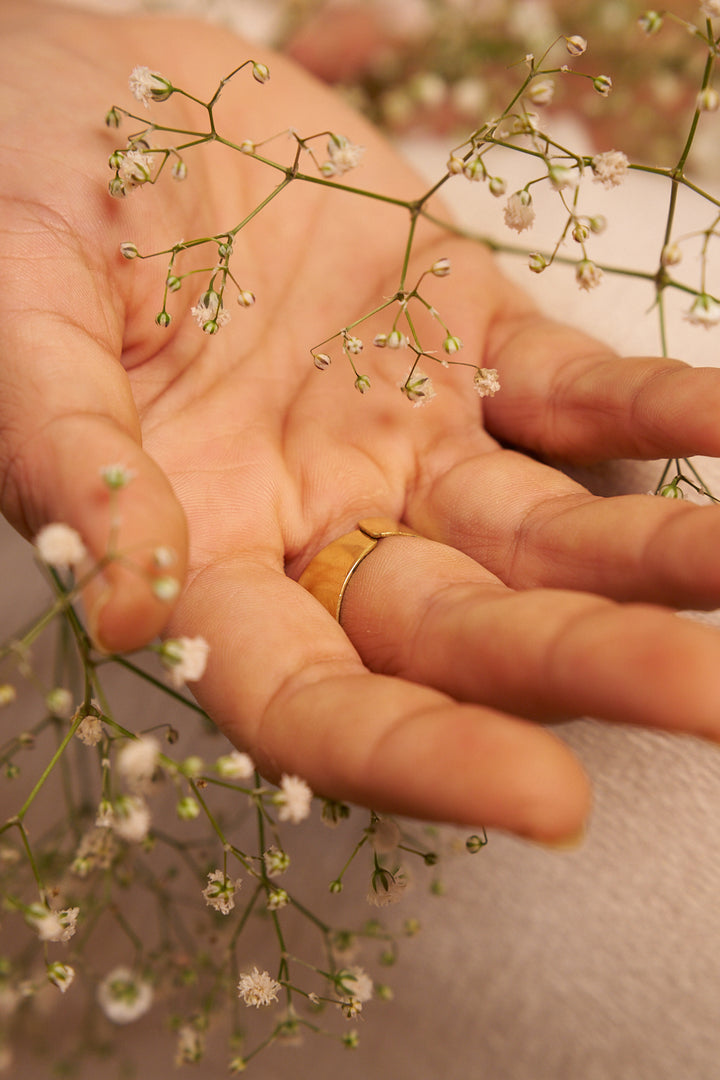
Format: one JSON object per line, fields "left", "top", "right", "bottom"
{"left": 3, "top": 2, "right": 720, "bottom": 843}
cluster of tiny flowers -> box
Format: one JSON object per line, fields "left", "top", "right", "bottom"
{"left": 320, "top": 135, "right": 365, "bottom": 177}
{"left": 591, "top": 150, "right": 629, "bottom": 188}
{"left": 263, "top": 845, "right": 291, "bottom": 877}
{"left": 237, "top": 967, "right": 281, "bottom": 1008}
{"left": 274, "top": 774, "right": 313, "bottom": 823}
{"left": 26, "top": 904, "right": 79, "bottom": 943}
{"left": 504, "top": 191, "right": 535, "bottom": 233}
{"left": 97, "top": 967, "right": 154, "bottom": 1025}
{"left": 473, "top": 368, "right": 501, "bottom": 397}
{"left": 34, "top": 523, "right": 87, "bottom": 571}
{"left": 160, "top": 636, "right": 210, "bottom": 688}
{"left": 191, "top": 291, "right": 230, "bottom": 334}
{"left": 129, "top": 65, "right": 173, "bottom": 107}
{"left": 203, "top": 869, "right": 242, "bottom": 914}
{"left": 116, "top": 735, "right": 161, "bottom": 792}
{"left": 100, "top": 794, "right": 152, "bottom": 844}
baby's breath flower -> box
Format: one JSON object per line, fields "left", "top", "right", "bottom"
{"left": 111, "top": 795, "right": 151, "bottom": 843}
{"left": 175, "top": 1025, "right": 205, "bottom": 1066}
{"left": 343, "top": 1030, "right": 360, "bottom": 1049}
{"left": 548, "top": 163, "right": 579, "bottom": 191}
{"left": 387, "top": 330, "right": 407, "bottom": 349}
{"left": 118, "top": 149, "right": 154, "bottom": 188}
{"left": 446, "top": 154, "right": 464, "bottom": 174}
{"left": 152, "top": 575, "right": 181, "bottom": 602}
{"left": 47, "top": 962, "right": 75, "bottom": 994}
{"left": 443, "top": 334, "right": 463, "bottom": 355}
{"left": 71, "top": 826, "right": 118, "bottom": 876}
{"left": 473, "top": 368, "right": 501, "bottom": 397}
{"left": 354, "top": 374, "right": 371, "bottom": 394}
{"left": 239, "top": 139, "right": 255, "bottom": 154}
{"left": 343, "top": 334, "right": 363, "bottom": 354}
{"left": 697, "top": 87, "right": 720, "bottom": 112}
{"left": 463, "top": 158, "right": 485, "bottom": 181}
{"left": 216, "top": 750, "right": 255, "bottom": 779}
{"left": 191, "top": 291, "right": 230, "bottom": 332}
{"left": 528, "top": 251, "right": 548, "bottom": 273}
{"left": 367, "top": 866, "right": 408, "bottom": 907}
{"left": 203, "top": 869, "right": 241, "bottom": 914}
{"left": 274, "top": 774, "right": 313, "bottom": 823}
{"left": 171, "top": 158, "right": 187, "bottom": 181}
{"left": 176, "top": 796, "right": 201, "bottom": 820}
{"left": 97, "top": 967, "right": 154, "bottom": 1024}
{"left": 322, "top": 135, "right": 365, "bottom": 176}
{"left": 589, "top": 215, "right": 607, "bottom": 234}
{"left": 237, "top": 967, "right": 281, "bottom": 1008}
{"left": 34, "top": 523, "right": 87, "bottom": 570}
{"left": 119, "top": 241, "right": 139, "bottom": 260}
{"left": 526, "top": 78, "right": 554, "bottom": 106}
{"left": 488, "top": 176, "right": 507, "bottom": 197}
{"left": 263, "top": 845, "right": 291, "bottom": 877}
{"left": 591, "top": 149, "right": 629, "bottom": 187}
{"left": 313, "top": 352, "right": 332, "bottom": 369}
{"left": 338, "top": 966, "right": 373, "bottom": 1006}
{"left": 373, "top": 333, "right": 388, "bottom": 348}
{"left": 237, "top": 289, "right": 256, "bottom": 307}
{"left": 504, "top": 190, "right": 535, "bottom": 233}
{"left": 593, "top": 75, "right": 613, "bottom": 97}
{"left": 0, "top": 685, "right": 16, "bottom": 707}
{"left": 401, "top": 373, "right": 436, "bottom": 406}
{"left": 251, "top": 61, "right": 270, "bottom": 84}
{"left": 576, "top": 259, "right": 604, "bottom": 291}
{"left": 129, "top": 66, "right": 173, "bottom": 106}
{"left": 430, "top": 257, "right": 451, "bottom": 277}
{"left": 101, "top": 463, "right": 135, "bottom": 489}
{"left": 26, "top": 904, "right": 79, "bottom": 943}
{"left": 701, "top": 0, "right": 720, "bottom": 15}
{"left": 572, "top": 222, "right": 590, "bottom": 243}
{"left": 46, "top": 688, "right": 74, "bottom": 718}
{"left": 76, "top": 714, "right": 104, "bottom": 747}
{"left": 116, "top": 736, "right": 160, "bottom": 793}
{"left": 266, "top": 888, "right": 289, "bottom": 910}
{"left": 661, "top": 242, "right": 682, "bottom": 267}
{"left": 565, "top": 35, "right": 587, "bottom": 55}
{"left": 160, "top": 636, "right": 210, "bottom": 688}
{"left": 685, "top": 293, "right": 720, "bottom": 327}
{"left": 639, "top": 11, "right": 663, "bottom": 33}
{"left": 153, "top": 545, "right": 176, "bottom": 569}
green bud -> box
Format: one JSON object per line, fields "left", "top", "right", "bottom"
{"left": 155, "top": 311, "right": 172, "bottom": 328}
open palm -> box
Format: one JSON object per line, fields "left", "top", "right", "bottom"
{"left": 4, "top": 2, "right": 720, "bottom": 841}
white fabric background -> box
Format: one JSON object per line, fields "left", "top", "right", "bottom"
{"left": 6, "top": 3, "right": 720, "bottom": 1077}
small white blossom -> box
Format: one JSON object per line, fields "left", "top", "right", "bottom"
{"left": 343, "top": 335, "right": 363, "bottom": 355}
{"left": 129, "top": 66, "right": 172, "bottom": 106}
{"left": 237, "top": 967, "right": 281, "bottom": 1008}
{"left": 322, "top": 135, "right": 365, "bottom": 176}
{"left": 526, "top": 78, "right": 554, "bottom": 106}
{"left": 488, "top": 176, "right": 507, "bottom": 197}
{"left": 274, "top": 774, "right": 313, "bottom": 824}
{"left": 430, "top": 257, "right": 451, "bottom": 277}
{"left": 191, "top": 291, "right": 230, "bottom": 332}
{"left": 313, "top": 352, "right": 332, "bottom": 370}
{"left": 697, "top": 86, "right": 720, "bottom": 112}
{"left": 548, "top": 163, "right": 579, "bottom": 191}
{"left": 593, "top": 75, "right": 613, "bottom": 97}
{"left": 175, "top": 1025, "right": 205, "bottom": 1066}
{"left": 116, "top": 736, "right": 160, "bottom": 792}
{"left": 152, "top": 575, "right": 181, "bottom": 602}
{"left": 217, "top": 750, "right": 255, "bottom": 780}
{"left": 34, "top": 524, "right": 87, "bottom": 570}
{"left": 591, "top": 149, "right": 629, "bottom": 188}
{"left": 576, "top": 260, "right": 604, "bottom": 291}
{"left": 528, "top": 252, "right": 548, "bottom": 273}
{"left": 443, "top": 334, "right": 463, "bottom": 355}
{"left": 504, "top": 191, "right": 535, "bottom": 233}
{"left": 338, "top": 966, "right": 374, "bottom": 1008}
{"left": 661, "top": 242, "right": 682, "bottom": 267}
{"left": 203, "top": 869, "right": 241, "bottom": 914}
{"left": 401, "top": 373, "right": 435, "bottom": 407}
{"left": 26, "top": 904, "right": 79, "bottom": 943}
{"left": 685, "top": 293, "right": 720, "bottom": 327}
{"left": 354, "top": 374, "right": 371, "bottom": 394}
{"left": 263, "top": 846, "right": 290, "bottom": 877}
{"left": 161, "top": 637, "right": 210, "bottom": 688}
{"left": 47, "top": 962, "right": 75, "bottom": 994}
{"left": 473, "top": 367, "right": 501, "bottom": 397}
{"left": 76, "top": 715, "right": 104, "bottom": 747}
{"left": 97, "top": 967, "right": 154, "bottom": 1024}
{"left": 387, "top": 330, "right": 407, "bottom": 349}
{"left": 366, "top": 869, "right": 408, "bottom": 907}
{"left": 237, "top": 289, "right": 256, "bottom": 308}
{"left": 565, "top": 35, "right": 587, "bottom": 55}
{"left": 111, "top": 795, "right": 151, "bottom": 844}
{"left": 118, "top": 150, "right": 154, "bottom": 187}
{"left": 266, "top": 888, "right": 289, "bottom": 910}
{"left": 46, "top": 687, "right": 74, "bottom": 718}
{"left": 71, "top": 827, "right": 118, "bottom": 876}
{"left": 252, "top": 61, "right": 270, "bottom": 84}
{"left": 100, "top": 463, "right": 135, "bottom": 489}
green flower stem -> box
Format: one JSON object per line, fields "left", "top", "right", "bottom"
{"left": 13, "top": 710, "right": 84, "bottom": 822}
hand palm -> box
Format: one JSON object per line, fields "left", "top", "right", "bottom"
{"left": 4, "top": 4, "right": 720, "bottom": 840}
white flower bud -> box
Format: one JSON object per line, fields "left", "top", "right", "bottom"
{"left": 593, "top": 75, "right": 613, "bottom": 97}
{"left": 488, "top": 176, "right": 507, "bottom": 197}
{"left": 638, "top": 11, "right": 663, "bottom": 33}
{"left": 430, "top": 257, "right": 451, "bottom": 277}
{"left": 252, "top": 62, "right": 270, "bottom": 84}
{"left": 354, "top": 374, "right": 371, "bottom": 394}
{"left": 661, "top": 242, "right": 682, "bottom": 267}
{"left": 565, "top": 35, "right": 588, "bottom": 56}
{"left": 119, "top": 241, "right": 139, "bottom": 259}
{"left": 237, "top": 290, "right": 256, "bottom": 307}
{"left": 697, "top": 87, "right": 720, "bottom": 112}
{"left": 528, "top": 252, "right": 548, "bottom": 273}
{"left": 313, "top": 352, "right": 331, "bottom": 369}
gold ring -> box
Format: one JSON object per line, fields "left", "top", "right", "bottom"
{"left": 298, "top": 517, "right": 420, "bottom": 621}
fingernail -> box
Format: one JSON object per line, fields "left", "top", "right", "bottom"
{"left": 534, "top": 825, "right": 587, "bottom": 852}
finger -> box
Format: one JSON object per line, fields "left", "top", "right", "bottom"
{"left": 0, "top": 308, "right": 187, "bottom": 653}
{"left": 412, "top": 447, "right": 720, "bottom": 607}
{"left": 339, "top": 534, "right": 720, "bottom": 740}
{"left": 169, "top": 558, "right": 591, "bottom": 841}
{"left": 483, "top": 308, "right": 720, "bottom": 463}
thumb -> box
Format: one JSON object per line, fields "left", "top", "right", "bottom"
{"left": 0, "top": 323, "right": 188, "bottom": 654}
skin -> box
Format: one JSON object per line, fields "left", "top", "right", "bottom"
{"left": 3, "top": 2, "right": 720, "bottom": 843}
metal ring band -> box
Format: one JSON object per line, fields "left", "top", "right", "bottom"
{"left": 298, "top": 517, "right": 420, "bottom": 622}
